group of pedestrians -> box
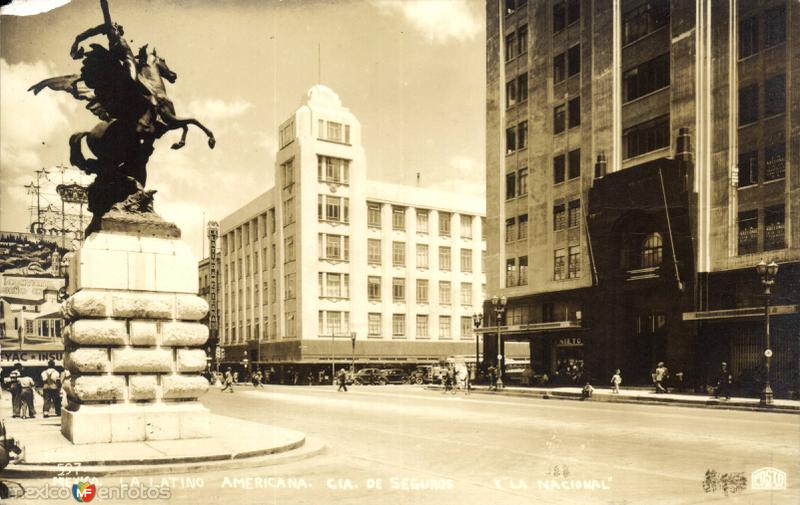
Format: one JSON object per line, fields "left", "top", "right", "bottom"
{"left": 5, "top": 361, "right": 63, "bottom": 419}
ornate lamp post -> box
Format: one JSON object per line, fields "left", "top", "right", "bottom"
{"left": 756, "top": 259, "right": 778, "bottom": 406}
{"left": 472, "top": 313, "right": 483, "bottom": 373}
{"left": 491, "top": 295, "right": 508, "bottom": 389}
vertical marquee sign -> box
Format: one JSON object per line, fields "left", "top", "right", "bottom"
{"left": 207, "top": 221, "right": 220, "bottom": 369}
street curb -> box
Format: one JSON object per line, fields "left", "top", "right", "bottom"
{"left": 2, "top": 438, "right": 327, "bottom": 478}
{"left": 425, "top": 386, "right": 800, "bottom": 414}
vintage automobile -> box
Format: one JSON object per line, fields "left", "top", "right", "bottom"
{"left": 353, "top": 368, "right": 388, "bottom": 385}
{"left": 380, "top": 368, "right": 409, "bottom": 384}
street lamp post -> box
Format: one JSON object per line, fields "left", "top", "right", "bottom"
{"left": 472, "top": 313, "right": 483, "bottom": 372}
{"left": 350, "top": 332, "right": 357, "bottom": 374}
{"left": 756, "top": 259, "right": 778, "bottom": 406}
{"left": 491, "top": 295, "right": 507, "bottom": 389}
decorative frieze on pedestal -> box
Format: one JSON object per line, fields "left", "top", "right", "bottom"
{"left": 61, "top": 231, "right": 211, "bottom": 444}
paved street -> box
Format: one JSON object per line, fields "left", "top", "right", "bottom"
{"left": 5, "top": 385, "right": 799, "bottom": 504}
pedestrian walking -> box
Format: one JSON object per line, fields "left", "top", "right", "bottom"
{"left": 252, "top": 370, "right": 263, "bottom": 388}
{"left": 653, "top": 362, "right": 669, "bottom": 394}
{"left": 18, "top": 374, "right": 36, "bottom": 419}
{"left": 221, "top": 368, "right": 234, "bottom": 393}
{"left": 40, "top": 360, "right": 62, "bottom": 417}
{"left": 233, "top": 371, "right": 239, "bottom": 384}
{"left": 610, "top": 369, "right": 622, "bottom": 394}
{"left": 487, "top": 366, "right": 497, "bottom": 391}
{"left": 715, "top": 362, "right": 732, "bottom": 400}
{"left": 581, "top": 382, "right": 594, "bottom": 400}
{"left": 337, "top": 368, "right": 348, "bottom": 392}
{"left": 8, "top": 363, "right": 22, "bottom": 418}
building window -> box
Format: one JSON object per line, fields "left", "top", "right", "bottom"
{"left": 738, "top": 150, "right": 758, "bottom": 187}
{"left": 320, "top": 272, "right": 349, "bottom": 299}
{"left": 623, "top": 53, "right": 670, "bottom": 102}
{"left": 439, "top": 316, "right": 451, "bottom": 339}
{"left": 641, "top": 233, "right": 663, "bottom": 268}
{"left": 368, "top": 276, "right": 381, "bottom": 301}
{"left": 460, "top": 249, "right": 473, "bottom": 273}
{"left": 517, "top": 121, "right": 528, "bottom": 149}
{"left": 506, "top": 126, "right": 517, "bottom": 153}
{"left": 416, "top": 210, "right": 429, "bottom": 233}
{"left": 283, "top": 197, "right": 295, "bottom": 225}
{"left": 623, "top": 0, "right": 669, "bottom": 45}
{"left": 318, "top": 119, "right": 351, "bottom": 144}
{"left": 279, "top": 120, "right": 295, "bottom": 148}
{"left": 568, "top": 199, "right": 580, "bottom": 228}
{"left": 392, "top": 241, "right": 406, "bottom": 266}
{"left": 517, "top": 24, "right": 528, "bottom": 55}
{"left": 392, "top": 314, "right": 405, "bottom": 337}
{"left": 461, "top": 282, "right": 472, "bottom": 305}
{"left": 567, "top": 45, "right": 580, "bottom": 77}
{"left": 765, "top": 143, "right": 785, "bottom": 181}
{"left": 392, "top": 278, "right": 406, "bottom": 302}
{"left": 367, "top": 203, "right": 382, "bottom": 228}
{"left": 764, "top": 6, "right": 786, "bottom": 48}
{"left": 566, "top": 0, "right": 579, "bottom": 24}
{"left": 624, "top": 115, "right": 669, "bottom": 158}
{"left": 416, "top": 244, "right": 429, "bottom": 268}
{"left": 368, "top": 313, "right": 382, "bottom": 336}
{"left": 554, "top": 104, "right": 566, "bottom": 134}
{"left": 519, "top": 255, "right": 528, "bottom": 285}
{"left": 505, "top": 32, "right": 516, "bottom": 62}
{"left": 319, "top": 234, "right": 349, "bottom": 261}
{"left": 439, "top": 246, "right": 451, "bottom": 270}
{"left": 368, "top": 238, "right": 381, "bottom": 265}
{"left": 553, "top": 52, "right": 566, "bottom": 83}
{"left": 317, "top": 155, "right": 350, "bottom": 184}
{"left": 764, "top": 74, "right": 785, "bottom": 117}
{"left": 554, "top": 154, "right": 566, "bottom": 183}
{"left": 506, "top": 172, "right": 516, "bottom": 199}
{"left": 458, "top": 317, "right": 471, "bottom": 339}
{"left": 318, "top": 195, "right": 349, "bottom": 223}
{"left": 417, "top": 315, "right": 429, "bottom": 338}
{"left": 284, "top": 236, "right": 295, "bottom": 263}
{"left": 764, "top": 205, "right": 785, "bottom": 251}
{"left": 518, "top": 214, "right": 528, "bottom": 240}
{"left": 392, "top": 206, "right": 406, "bottom": 230}
{"left": 506, "top": 258, "right": 517, "bottom": 287}
{"left": 416, "top": 279, "right": 429, "bottom": 303}
{"left": 439, "top": 281, "right": 451, "bottom": 305}
{"left": 737, "top": 210, "right": 758, "bottom": 255}
{"left": 481, "top": 217, "right": 487, "bottom": 240}
{"left": 439, "top": 212, "right": 451, "bottom": 237}
{"left": 517, "top": 168, "right": 528, "bottom": 196}
{"left": 554, "top": 249, "right": 566, "bottom": 280}
{"left": 568, "top": 96, "right": 581, "bottom": 128}
{"left": 553, "top": 0, "right": 566, "bottom": 32}
{"left": 517, "top": 73, "right": 528, "bottom": 102}
{"left": 460, "top": 215, "right": 473, "bottom": 239}
{"left": 568, "top": 149, "right": 580, "bottom": 179}
{"left": 739, "top": 84, "right": 758, "bottom": 125}
{"left": 281, "top": 159, "right": 294, "bottom": 187}
{"left": 506, "top": 218, "right": 516, "bottom": 242}
{"left": 739, "top": 15, "right": 758, "bottom": 59}
{"left": 506, "top": 78, "right": 517, "bottom": 108}
{"left": 284, "top": 273, "right": 296, "bottom": 300}
{"left": 554, "top": 204, "right": 566, "bottom": 231}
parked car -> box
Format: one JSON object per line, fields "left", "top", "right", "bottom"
{"left": 380, "top": 368, "right": 409, "bottom": 384}
{"left": 353, "top": 368, "right": 387, "bottom": 385}
{"left": 408, "top": 366, "right": 431, "bottom": 385}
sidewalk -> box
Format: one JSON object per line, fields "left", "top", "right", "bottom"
{"left": 428, "top": 384, "right": 800, "bottom": 414}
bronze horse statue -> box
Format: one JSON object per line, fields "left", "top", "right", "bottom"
{"left": 29, "top": 14, "right": 215, "bottom": 234}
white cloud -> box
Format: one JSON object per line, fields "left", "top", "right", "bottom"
{"left": 186, "top": 98, "right": 253, "bottom": 122}
{"left": 1, "top": 0, "right": 71, "bottom": 16}
{"left": 373, "top": 0, "right": 481, "bottom": 44}
{"left": 426, "top": 155, "right": 485, "bottom": 200}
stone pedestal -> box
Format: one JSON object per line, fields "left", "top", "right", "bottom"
{"left": 61, "top": 230, "right": 210, "bottom": 444}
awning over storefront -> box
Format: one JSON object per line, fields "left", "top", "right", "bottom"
{"left": 475, "top": 320, "right": 583, "bottom": 336}
{"left": 683, "top": 304, "right": 798, "bottom": 321}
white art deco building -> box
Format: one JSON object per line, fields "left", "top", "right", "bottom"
{"left": 218, "top": 86, "right": 487, "bottom": 368}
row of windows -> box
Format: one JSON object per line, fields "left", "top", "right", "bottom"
{"left": 371, "top": 313, "right": 475, "bottom": 339}
{"left": 554, "top": 200, "right": 581, "bottom": 231}
{"left": 739, "top": 6, "right": 786, "bottom": 59}
{"left": 367, "top": 239, "right": 479, "bottom": 272}
{"left": 504, "top": 24, "right": 528, "bottom": 62}
{"left": 739, "top": 74, "right": 786, "bottom": 126}
{"left": 223, "top": 209, "right": 276, "bottom": 253}
{"left": 505, "top": 214, "right": 528, "bottom": 243}
{"left": 738, "top": 205, "right": 786, "bottom": 255}
{"left": 505, "top": 256, "right": 529, "bottom": 287}
{"left": 505, "top": 168, "right": 528, "bottom": 199}
{"left": 505, "top": 121, "right": 529, "bottom": 153}
{"left": 368, "top": 278, "right": 475, "bottom": 305}
{"left": 368, "top": 204, "right": 481, "bottom": 238}
{"left": 737, "top": 143, "right": 786, "bottom": 187}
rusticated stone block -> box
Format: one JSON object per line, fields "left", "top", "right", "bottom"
{"left": 68, "top": 319, "right": 128, "bottom": 346}
{"left": 161, "top": 375, "right": 209, "bottom": 399}
{"left": 176, "top": 349, "right": 208, "bottom": 372}
{"left": 111, "top": 291, "right": 173, "bottom": 319}
{"left": 175, "top": 295, "right": 209, "bottom": 321}
{"left": 128, "top": 375, "right": 159, "bottom": 400}
{"left": 65, "top": 348, "right": 110, "bottom": 373}
{"left": 161, "top": 321, "right": 208, "bottom": 347}
{"left": 66, "top": 375, "right": 126, "bottom": 402}
{"left": 64, "top": 290, "right": 108, "bottom": 319}
{"left": 129, "top": 320, "right": 159, "bottom": 346}
{"left": 111, "top": 348, "right": 173, "bottom": 373}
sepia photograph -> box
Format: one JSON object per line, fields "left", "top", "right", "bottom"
{"left": 0, "top": 0, "right": 797, "bottom": 503}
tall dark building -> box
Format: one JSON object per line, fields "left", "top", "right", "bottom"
{"left": 484, "top": 0, "right": 798, "bottom": 395}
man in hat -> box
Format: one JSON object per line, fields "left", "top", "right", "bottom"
{"left": 8, "top": 363, "right": 23, "bottom": 418}
{"left": 715, "top": 362, "right": 732, "bottom": 400}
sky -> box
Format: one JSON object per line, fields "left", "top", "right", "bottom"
{"left": 0, "top": 0, "right": 486, "bottom": 259}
